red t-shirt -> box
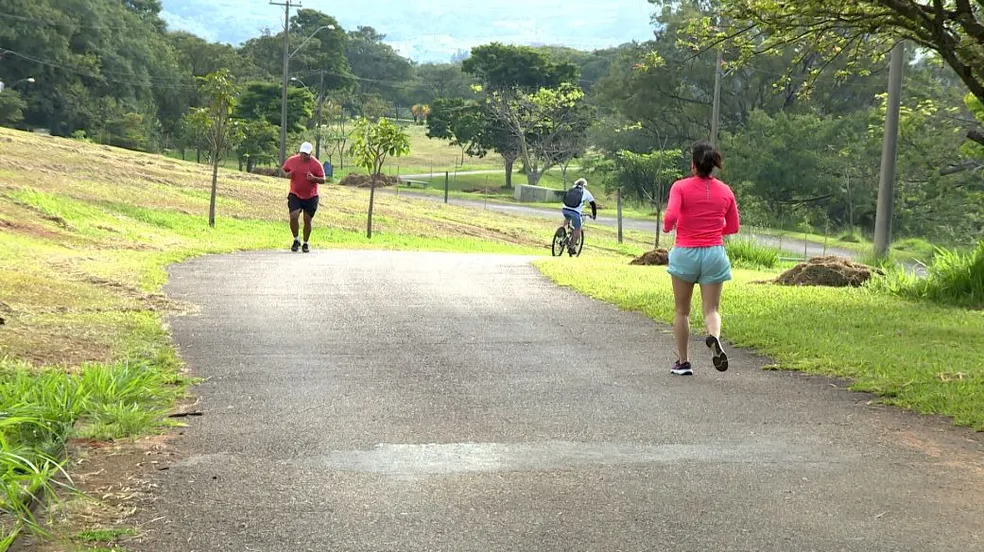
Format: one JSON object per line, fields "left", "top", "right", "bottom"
{"left": 282, "top": 154, "right": 325, "bottom": 200}
{"left": 663, "top": 176, "right": 740, "bottom": 247}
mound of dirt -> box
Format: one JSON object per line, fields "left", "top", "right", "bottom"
{"left": 338, "top": 173, "right": 400, "bottom": 188}
{"left": 774, "top": 256, "right": 884, "bottom": 287}
{"left": 630, "top": 249, "right": 670, "bottom": 266}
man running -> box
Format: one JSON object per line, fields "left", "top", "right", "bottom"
{"left": 282, "top": 141, "right": 325, "bottom": 253}
{"left": 561, "top": 178, "right": 597, "bottom": 255}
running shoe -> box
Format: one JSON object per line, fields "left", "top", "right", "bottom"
{"left": 671, "top": 360, "right": 693, "bottom": 376}
{"left": 706, "top": 335, "right": 729, "bottom": 372}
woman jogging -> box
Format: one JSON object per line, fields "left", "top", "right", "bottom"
{"left": 662, "top": 142, "right": 740, "bottom": 376}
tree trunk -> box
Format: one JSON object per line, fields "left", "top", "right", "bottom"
{"left": 504, "top": 156, "right": 515, "bottom": 188}
{"left": 196, "top": 149, "right": 201, "bottom": 164}
{"left": 367, "top": 174, "right": 377, "bottom": 239}
{"left": 561, "top": 162, "right": 569, "bottom": 186}
{"left": 208, "top": 154, "right": 219, "bottom": 228}
{"left": 247, "top": 157, "right": 255, "bottom": 173}
{"left": 238, "top": 158, "right": 244, "bottom": 172}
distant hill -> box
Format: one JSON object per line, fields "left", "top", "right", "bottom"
{"left": 160, "top": 0, "right": 656, "bottom": 62}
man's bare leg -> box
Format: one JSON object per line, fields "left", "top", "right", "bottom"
{"left": 289, "top": 209, "right": 301, "bottom": 251}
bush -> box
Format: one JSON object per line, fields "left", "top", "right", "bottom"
{"left": 870, "top": 241, "right": 984, "bottom": 308}
{"left": 726, "top": 236, "right": 780, "bottom": 269}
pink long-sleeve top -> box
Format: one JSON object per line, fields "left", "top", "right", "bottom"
{"left": 663, "top": 176, "right": 741, "bottom": 247}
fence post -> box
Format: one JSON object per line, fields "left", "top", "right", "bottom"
{"left": 617, "top": 188, "right": 624, "bottom": 245}
{"left": 485, "top": 175, "right": 489, "bottom": 210}
{"left": 444, "top": 171, "right": 449, "bottom": 204}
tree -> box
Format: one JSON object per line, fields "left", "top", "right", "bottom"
{"left": 0, "top": 90, "right": 27, "bottom": 126}
{"left": 486, "top": 83, "right": 592, "bottom": 186}
{"left": 696, "top": 0, "right": 984, "bottom": 146}
{"left": 426, "top": 98, "right": 484, "bottom": 166}
{"left": 319, "top": 99, "right": 351, "bottom": 170}
{"left": 463, "top": 43, "right": 588, "bottom": 186}
{"left": 346, "top": 26, "right": 412, "bottom": 104}
{"left": 462, "top": 43, "right": 578, "bottom": 92}
{"left": 0, "top": 0, "right": 188, "bottom": 145}
{"left": 236, "top": 119, "right": 279, "bottom": 172}
{"left": 186, "top": 70, "right": 243, "bottom": 228}
{"left": 590, "top": 149, "right": 683, "bottom": 246}
{"left": 235, "top": 82, "right": 315, "bottom": 134}
{"left": 349, "top": 118, "right": 411, "bottom": 238}
{"left": 410, "top": 63, "right": 475, "bottom": 104}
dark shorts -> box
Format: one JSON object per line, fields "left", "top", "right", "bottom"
{"left": 288, "top": 193, "right": 319, "bottom": 218}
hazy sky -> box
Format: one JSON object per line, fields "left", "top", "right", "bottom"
{"left": 161, "top": 0, "right": 657, "bottom": 62}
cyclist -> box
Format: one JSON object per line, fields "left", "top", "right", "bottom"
{"left": 561, "top": 178, "right": 597, "bottom": 255}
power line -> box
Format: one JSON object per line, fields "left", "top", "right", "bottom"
{"left": 0, "top": 48, "right": 201, "bottom": 91}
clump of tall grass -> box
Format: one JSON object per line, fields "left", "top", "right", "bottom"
{"left": 726, "top": 236, "right": 780, "bottom": 269}
{"left": 868, "top": 241, "right": 984, "bottom": 309}
{"left": 1, "top": 357, "right": 185, "bottom": 548}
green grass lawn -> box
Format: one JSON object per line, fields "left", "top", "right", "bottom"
{"left": 537, "top": 258, "right": 984, "bottom": 430}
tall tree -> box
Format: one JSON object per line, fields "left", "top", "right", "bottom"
{"left": 696, "top": 0, "right": 984, "bottom": 145}
{"left": 463, "top": 43, "right": 586, "bottom": 186}
{"left": 345, "top": 26, "right": 412, "bottom": 105}
{"left": 235, "top": 82, "right": 315, "bottom": 134}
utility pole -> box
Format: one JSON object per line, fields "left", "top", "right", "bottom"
{"left": 315, "top": 70, "right": 325, "bottom": 159}
{"left": 271, "top": 0, "right": 299, "bottom": 168}
{"left": 874, "top": 41, "right": 905, "bottom": 257}
{"left": 710, "top": 49, "right": 723, "bottom": 147}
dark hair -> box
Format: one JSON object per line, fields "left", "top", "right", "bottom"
{"left": 692, "top": 141, "right": 723, "bottom": 177}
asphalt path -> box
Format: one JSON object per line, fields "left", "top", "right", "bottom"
{"left": 133, "top": 250, "right": 981, "bottom": 551}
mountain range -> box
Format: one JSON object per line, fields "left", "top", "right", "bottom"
{"left": 160, "top": 0, "right": 657, "bottom": 62}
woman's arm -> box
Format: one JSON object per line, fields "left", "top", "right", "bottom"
{"left": 663, "top": 183, "right": 681, "bottom": 234}
{"left": 723, "top": 193, "right": 740, "bottom": 235}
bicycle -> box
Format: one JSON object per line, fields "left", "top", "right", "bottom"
{"left": 552, "top": 215, "right": 588, "bottom": 257}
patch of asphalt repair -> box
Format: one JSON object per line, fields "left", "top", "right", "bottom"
{"left": 132, "top": 250, "right": 983, "bottom": 551}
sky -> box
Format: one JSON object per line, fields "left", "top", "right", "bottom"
{"left": 160, "top": 0, "right": 658, "bottom": 62}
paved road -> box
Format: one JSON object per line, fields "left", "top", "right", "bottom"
{"left": 381, "top": 189, "right": 859, "bottom": 259}
{"left": 137, "top": 250, "right": 982, "bottom": 551}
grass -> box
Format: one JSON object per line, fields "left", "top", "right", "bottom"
{"left": 536, "top": 258, "right": 984, "bottom": 429}
{"left": 871, "top": 241, "right": 984, "bottom": 309}
{"left": 1, "top": 357, "right": 184, "bottom": 545}
{"left": 74, "top": 527, "right": 137, "bottom": 543}
{"left": 750, "top": 227, "right": 943, "bottom": 264}
{"left": 0, "top": 126, "right": 656, "bottom": 547}
{"left": 725, "top": 236, "right": 780, "bottom": 269}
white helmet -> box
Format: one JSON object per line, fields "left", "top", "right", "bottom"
{"left": 574, "top": 178, "right": 587, "bottom": 188}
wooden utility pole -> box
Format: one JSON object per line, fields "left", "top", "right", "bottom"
{"left": 271, "top": 0, "right": 299, "bottom": 167}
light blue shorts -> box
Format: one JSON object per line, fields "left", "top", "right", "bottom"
{"left": 667, "top": 246, "right": 732, "bottom": 284}
{"left": 562, "top": 208, "right": 583, "bottom": 230}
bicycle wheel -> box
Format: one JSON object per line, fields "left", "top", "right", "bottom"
{"left": 573, "top": 229, "right": 585, "bottom": 257}
{"left": 552, "top": 227, "right": 567, "bottom": 257}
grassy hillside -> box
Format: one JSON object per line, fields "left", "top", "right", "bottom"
{"left": 0, "top": 128, "right": 655, "bottom": 368}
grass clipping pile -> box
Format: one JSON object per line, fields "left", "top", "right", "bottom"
{"left": 339, "top": 173, "right": 401, "bottom": 188}
{"left": 630, "top": 249, "right": 670, "bottom": 266}
{"left": 774, "top": 256, "right": 884, "bottom": 287}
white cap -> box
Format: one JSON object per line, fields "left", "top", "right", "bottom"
{"left": 299, "top": 142, "right": 313, "bottom": 154}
